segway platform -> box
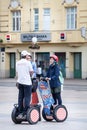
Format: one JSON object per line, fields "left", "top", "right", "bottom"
{"left": 38, "top": 80, "right": 54, "bottom": 116}
{"left": 11, "top": 104, "right": 41, "bottom": 125}
{"left": 38, "top": 79, "right": 68, "bottom": 122}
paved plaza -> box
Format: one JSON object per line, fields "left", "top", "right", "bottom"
{"left": 0, "top": 78, "right": 87, "bottom": 130}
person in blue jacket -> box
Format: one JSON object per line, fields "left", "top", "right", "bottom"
{"left": 26, "top": 52, "right": 39, "bottom": 105}
{"left": 26, "top": 52, "right": 38, "bottom": 91}
{"left": 46, "top": 54, "right": 62, "bottom": 106}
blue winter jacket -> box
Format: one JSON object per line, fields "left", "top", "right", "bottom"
{"left": 46, "top": 62, "right": 61, "bottom": 88}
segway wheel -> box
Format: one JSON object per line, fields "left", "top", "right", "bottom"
{"left": 27, "top": 107, "right": 39, "bottom": 124}
{"left": 42, "top": 108, "right": 53, "bottom": 121}
{"left": 11, "top": 107, "right": 22, "bottom": 124}
{"left": 53, "top": 105, "right": 68, "bottom": 122}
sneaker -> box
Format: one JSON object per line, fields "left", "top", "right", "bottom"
{"left": 53, "top": 104, "right": 57, "bottom": 109}
{"left": 16, "top": 113, "right": 23, "bottom": 119}
{"left": 46, "top": 115, "right": 53, "bottom": 120}
{"left": 16, "top": 113, "right": 27, "bottom": 120}
{"left": 22, "top": 114, "right": 26, "bottom": 119}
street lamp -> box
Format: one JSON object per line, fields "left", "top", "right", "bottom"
{"left": 32, "top": 37, "right": 37, "bottom": 44}
{"left": 29, "top": 37, "right": 40, "bottom": 62}
{"left": 32, "top": 37, "right": 37, "bottom": 62}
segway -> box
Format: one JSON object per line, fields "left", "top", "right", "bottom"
{"left": 42, "top": 104, "right": 68, "bottom": 122}
{"left": 12, "top": 79, "right": 41, "bottom": 125}
{"left": 38, "top": 78, "right": 68, "bottom": 122}
{"left": 11, "top": 104, "right": 41, "bottom": 125}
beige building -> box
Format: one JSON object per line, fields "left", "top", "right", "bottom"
{"left": 0, "top": 0, "right": 87, "bottom": 79}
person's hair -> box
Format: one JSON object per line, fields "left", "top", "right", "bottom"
{"left": 38, "top": 65, "right": 40, "bottom": 67}
{"left": 21, "top": 55, "right": 26, "bottom": 59}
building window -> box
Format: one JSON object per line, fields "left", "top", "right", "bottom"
{"left": 12, "top": 11, "right": 21, "bottom": 31}
{"left": 34, "top": 8, "right": 39, "bottom": 31}
{"left": 43, "top": 8, "right": 50, "bottom": 31}
{"left": 66, "top": 7, "right": 77, "bottom": 30}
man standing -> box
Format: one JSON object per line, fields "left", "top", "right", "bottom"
{"left": 16, "top": 50, "right": 33, "bottom": 119}
{"left": 27, "top": 53, "right": 37, "bottom": 79}
{"left": 26, "top": 52, "right": 39, "bottom": 105}
{"left": 37, "top": 65, "right": 42, "bottom": 81}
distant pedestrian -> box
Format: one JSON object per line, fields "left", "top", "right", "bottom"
{"left": 37, "top": 65, "right": 42, "bottom": 80}
{"left": 26, "top": 52, "right": 39, "bottom": 105}
{"left": 26, "top": 52, "right": 37, "bottom": 79}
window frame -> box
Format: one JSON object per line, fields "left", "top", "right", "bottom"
{"left": 12, "top": 11, "right": 21, "bottom": 32}
{"left": 43, "top": 8, "right": 50, "bottom": 31}
{"left": 66, "top": 7, "right": 77, "bottom": 30}
{"left": 34, "top": 8, "right": 39, "bottom": 31}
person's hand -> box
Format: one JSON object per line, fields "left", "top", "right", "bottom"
{"left": 16, "top": 82, "right": 19, "bottom": 89}
{"left": 45, "top": 77, "right": 51, "bottom": 81}
{"left": 39, "top": 77, "right": 43, "bottom": 81}
{"left": 30, "top": 71, "right": 34, "bottom": 77}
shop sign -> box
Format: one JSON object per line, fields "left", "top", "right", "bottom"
{"left": 21, "top": 33, "right": 51, "bottom": 42}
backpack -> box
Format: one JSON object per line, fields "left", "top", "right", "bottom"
{"left": 59, "top": 71, "right": 64, "bottom": 91}
{"left": 59, "top": 71, "right": 64, "bottom": 85}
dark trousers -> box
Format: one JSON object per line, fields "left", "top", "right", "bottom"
{"left": 32, "top": 78, "right": 38, "bottom": 92}
{"left": 18, "top": 83, "right": 32, "bottom": 114}
{"left": 51, "top": 87, "right": 62, "bottom": 105}
{"left": 36, "top": 74, "right": 42, "bottom": 81}
{"left": 52, "top": 92, "right": 62, "bottom": 105}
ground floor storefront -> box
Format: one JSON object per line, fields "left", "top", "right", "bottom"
{"left": 0, "top": 43, "right": 87, "bottom": 79}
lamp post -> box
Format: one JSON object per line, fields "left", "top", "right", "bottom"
{"left": 32, "top": 37, "right": 37, "bottom": 62}
{"left": 29, "top": 37, "right": 40, "bottom": 62}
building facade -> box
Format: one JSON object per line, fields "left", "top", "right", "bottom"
{"left": 0, "top": 0, "right": 87, "bottom": 79}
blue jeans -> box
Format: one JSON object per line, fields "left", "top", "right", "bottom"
{"left": 18, "top": 83, "right": 32, "bottom": 114}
